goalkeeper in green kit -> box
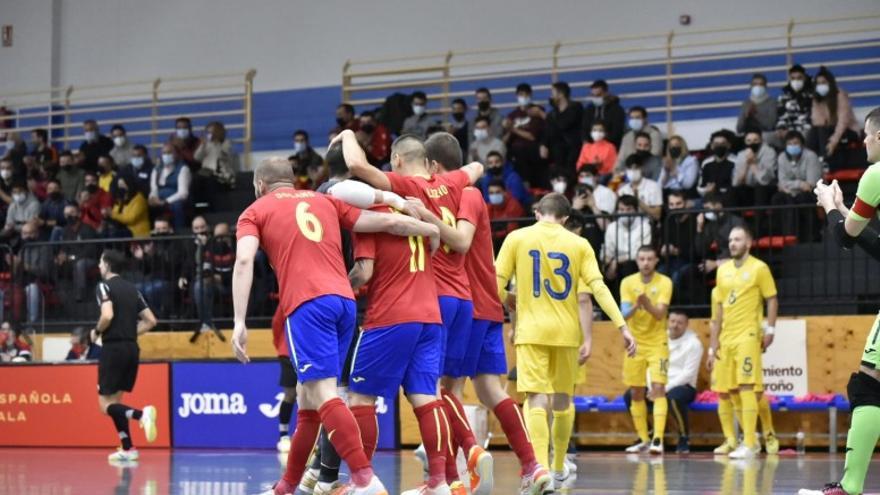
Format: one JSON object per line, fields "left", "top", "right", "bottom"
{"left": 801, "top": 107, "right": 880, "bottom": 495}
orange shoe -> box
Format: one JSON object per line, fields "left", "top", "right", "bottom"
{"left": 448, "top": 481, "right": 467, "bottom": 495}
{"left": 520, "top": 465, "right": 552, "bottom": 495}
{"left": 466, "top": 446, "right": 494, "bottom": 495}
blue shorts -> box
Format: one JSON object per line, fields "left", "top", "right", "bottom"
{"left": 438, "top": 296, "right": 474, "bottom": 378}
{"left": 285, "top": 295, "right": 356, "bottom": 384}
{"left": 349, "top": 323, "right": 442, "bottom": 398}
{"left": 463, "top": 319, "right": 508, "bottom": 377}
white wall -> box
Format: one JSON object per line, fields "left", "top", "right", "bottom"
{"left": 2, "top": 0, "right": 869, "bottom": 93}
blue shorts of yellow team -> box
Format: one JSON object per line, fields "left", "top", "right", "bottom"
{"left": 623, "top": 342, "right": 669, "bottom": 388}
{"left": 516, "top": 344, "right": 579, "bottom": 395}
{"left": 711, "top": 338, "right": 764, "bottom": 393}
{"left": 286, "top": 295, "right": 356, "bottom": 384}
{"left": 348, "top": 322, "right": 442, "bottom": 398}
{"left": 463, "top": 319, "right": 507, "bottom": 377}
{"left": 438, "top": 296, "right": 474, "bottom": 378}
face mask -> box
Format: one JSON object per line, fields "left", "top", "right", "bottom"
{"left": 748, "top": 143, "right": 762, "bottom": 153}
{"left": 488, "top": 193, "right": 504, "bottom": 205}
{"left": 636, "top": 149, "right": 651, "bottom": 159}
{"left": 626, "top": 169, "right": 642, "bottom": 182}
{"left": 590, "top": 131, "right": 605, "bottom": 142}
{"left": 131, "top": 156, "right": 144, "bottom": 169}
{"left": 412, "top": 105, "right": 426, "bottom": 116}
{"left": 816, "top": 83, "right": 830, "bottom": 97}
{"left": 65, "top": 215, "right": 79, "bottom": 224}
{"left": 474, "top": 129, "right": 489, "bottom": 141}
{"left": 0, "top": 170, "right": 11, "bottom": 181}
{"left": 704, "top": 211, "right": 718, "bottom": 222}
{"left": 5, "top": 140, "right": 14, "bottom": 150}
{"left": 49, "top": 192, "right": 62, "bottom": 201}
{"left": 361, "top": 123, "right": 376, "bottom": 134}
{"left": 786, "top": 144, "right": 802, "bottom": 156}
{"left": 712, "top": 145, "right": 729, "bottom": 158}
{"left": 293, "top": 142, "right": 306, "bottom": 154}
{"left": 86, "top": 184, "right": 98, "bottom": 194}
{"left": 588, "top": 96, "right": 603, "bottom": 106}
{"left": 12, "top": 193, "right": 25, "bottom": 204}
{"left": 336, "top": 117, "right": 347, "bottom": 127}
{"left": 452, "top": 112, "right": 465, "bottom": 121}
{"left": 628, "top": 118, "right": 644, "bottom": 131}
{"left": 84, "top": 131, "right": 97, "bottom": 142}
{"left": 117, "top": 187, "right": 129, "bottom": 197}
{"left": 552, "top": 181, "right": 567, "bottom": 194}
{"left": 176, "top": 128, "right": 190, "bottom": 139}
{"left": 578, "top": 176, "right": 595, "bottom": 187}
{"left": 619, "top": 216, "right": 632, "bottom": 228}
{"left": 206, "top": 132, "right": 214, "bottom": 142}
{"left": 750, "top": 85, "right": 766, "bottom": 99}
{"left": 113, "top": 136, "right": 125, "bottom": 147}
{"left": 162, "top": 153, "right": 175, "bottom": 166}
{"left": 478, "top": 101, "right": 491, "bottom": 112}
{"left": 790, "top": 79, "right": 804, "bottom": 92}
{"left": 488, "top": 166, "right": 503, "bottom": 176}
{"left": 668, "top": 146, "right": 683, "bottom": 159}
{"left": 517, "top": 96, "right": 531, "bottom": 107}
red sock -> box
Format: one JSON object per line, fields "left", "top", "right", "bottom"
{"left": 282, "top": 409, "right": 321, "bottom": 486}
{"left": 318, "top": 398, "right": 373, "bottom": 487}
{"left": 441, "top": 389, "right": 477, "bottom": 454}
{"left": 494, "top": 398, "right": 538, "bottom": 475}
{"left": 413, "top": 401, "right": 450, "bottom": 488}
{"left": 446, "top": 435, "right": 460, "bottom": 482}
{"left": 351, "top": 405, "right": 378, "bottom": 461}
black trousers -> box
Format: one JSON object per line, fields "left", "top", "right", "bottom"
{"left": 623, "top": 384, "right": 697, "bottom": 438}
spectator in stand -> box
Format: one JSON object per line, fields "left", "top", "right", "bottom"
{"left": 549, "top": 170, "right": 571, "bottom": 198}
{"left": 306, "top": 161, "right": 328, "bottom": 191}
{"left": 569, "top": 187, "right": 607, "bottom": 255}
{"left": 16, "top": 221, "right": 52, "bottom": 326}
{"left": 193, "top": 121, "right": 238, "bottom": 208}
{"left": 54, "top": 204, "right": 98, "bottom": 301}
{"left": 698, "top": 131, "right": 736, "bottom": 204}
{"left": 3, "top": 132, "right": 28, "bottom": 172}
{"left": 542, "top": 81, "right": 584, "bottom": 175}
{"left": 0, "top": 158, "right": 14, "bottom": 209}
{"left": 446, "top": 98, "right": 470, "bottom": 156}
{"left": 480, "top": 150, "right": 530, "bottom": 208}
{"left": 617, "top": 154, "right": 662, "bottom": 221}
{"left": 149, "top": 143, "right": 191, "bottom": 229}
{"left": 775, "top": 64, "right": 813, "bottom": 142}
{"left": 97, "top": 155, "right": 117, "bottom": 192}
{"left": 582, "top": 79, "right": 626, "bottom": 149}
{"left": 29, "top": 129, "right": 56, "bottom": 167}
{"left": 809, "top": 66, "right": 861, "bottom": 168}
{"left": 169, "top": 117, "right": 201, "bottom": 167}
{"left": 603, "top": 194, "right": 652, "bottom": 290}
{"left": 79, "top": 172, "right": 112, "bottom": 231}
{"left": 196, "top": 222, "right": 234, "bottom": 335}
{"left": 355, "top": 111, "right": 392, "bottom": 165}
{"left": 575, "top": 165, "right": 617, "bottom": 215}
{"left": 1, "top": 183, "right": 40, "bottom": 241}
{"left": 109, "top": 125, "right": 133, "bottom": 166}
{"left": 469, "top": 116, "right": 506, "bottom": 164}
{"left": 124, "top": 145, "right": 154, "bottom": 197}
{"left": 471, "top": 87, "right": 503, "bottom": 138}
{"left": 402, "top": 91, "right": 432, "bottom": 138}
{"left": 180, "top": 216, "right": 210, "bottom": 338}
{"left": 659, "top": 135, "right": 699, "bottom": 199}
{"left": 627, "top": 132, "right": 662, "bottom": 181}
{"left": 66, "top": 327, "right": 101, "bottom": 361}
{"left": 56, "top": 151, "right": 85, "bottom": 203}
{"left": 616, "top": 107, "right": 663, "bottom": 171}
{"left": 130, "top": 219, "right": 177, "bottom": 317}
{"left": 290, "top": 130, "right": 324, "bottom": 170}
{"left": 659, "top": 191, "right": 697, "bottom": 299}
{"left": 504, "top": 83, "right": 544, "bottom": 186}
{"left": 576, "top": 121, "right": 618, "bottom": 177}
{"left": 694, "top": 192, "right": 745, "bottom": 276}
{"left": 37, "top": 179, "right": 68, "bottom": 239}
{"left": 487, "top": 179, "right": 525, "bottom": 250}
{"left": 733, "top": 129, "right": 777, "bottom": 208}
{"left": 772, "top": 130, "right": 820, "bottom": 239}
{"left": 736, "top": 74, "right": 778, "bottom": 141}
{"left": 77, "top": 120, "right": 113, "bottom": 173}
{"left": 109, "top": 173, "right": 150, "bottom": 238}
{"left": 332, "top": 103, "right": 360, "bottom": 135}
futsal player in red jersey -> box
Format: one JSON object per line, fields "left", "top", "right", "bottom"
{"left": 333, "top": 130, "right": 493, "bottom": 493}
{"left": 231, "top": 157, "right": 440, "bottom": 495}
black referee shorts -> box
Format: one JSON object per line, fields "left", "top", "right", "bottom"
{"left": 278, "top": 356, "right": 297, "bottom": 388}
{"left": 98, "top": 341, "right": 140, "bottom": 396}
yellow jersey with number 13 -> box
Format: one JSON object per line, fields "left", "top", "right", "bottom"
{"left": 715, "top": 255, "right": 777, "bottom": 345}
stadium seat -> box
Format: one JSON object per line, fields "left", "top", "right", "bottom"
{"left": 824, "top": 169, "right": 865, "bottom": 183}
{"left": 755, "top": 235, "right": 797, "bottom": 249}
{"left": 596, "top": 396, "right": 628, "bottom": 413}
{"left": 573, "top": 395, "right": 607, "bottom": 412}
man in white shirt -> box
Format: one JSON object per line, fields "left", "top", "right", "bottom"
{"left": 624, "top": 310, "right": 703, "bottom": 453}
{"left": 617, "top": 155, "right": 662, "bottom": 221}
{"left": 575, "top": 165, "right": 616, "bottom": 214}
{"left": 603, "top": 195, "right": 652, "bottom": 287}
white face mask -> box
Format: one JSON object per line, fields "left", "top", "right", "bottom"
{"left": 474, "top": 129, "right": 489, "bottom": 141}
{"left": 293, "top": 142, "right": 306, "bottom": 154}
{"left": 84, "top": 131, "right": 97, "bottom": 142}
{"left": 5, "top": 140, "right": 14, "bottom": 150}
{"left": 0, "top": 170, "right": 11, "bottom": 180}
{"left": 790, "top": 79, "right": 804, "bottom": 92}
{"left": 113, "top": 136, "right": 125, "bottom": 147}
{"left": 552, "top": 181, "right": 567, "bottom": 194}
{"left": 206, "top": 132, "right": 214, "bottom": 142}
{"left": 12, "top": 193, "right": 25, "bottom": 204}
{"left": 578, "top": 176, "right": 595, "bottom": 187}
{"left": 750, "top": 85, "right": 766, "bottom": 99}
{"left": 628, "top": 118, "right": 644, "bottom": 132}
{"left": 816, "top": 83, "right": 830, "bottom": 97}
{"left": 588, "top": 96, "right": 603, "bottom": 107}
{"left": 162, "top": 153, "right": 175, "bottom": 166}
{"left": 704, "top": 211, "right": 718, "bottom": 221}
{"left": 412, "top": 105, "right": 426, "bottom": 116}
{"left": 626, "top": 169, "right": 642, "bottom": 182}
{"left": 176, "top": 128, "right": 190, "bottom": 139}
{"left": 517, "top": 96, "right": 531, "bottom": 107}
{"left": 619, "top": 216, "right": 632, "bottom": 228}
{"left": 591, "top": 131, "right": 605, "bottom": 142}
{"left": 488, "top": 193, "right": 504, "bottom": 205}
{"left": 131, "top": 157, "right": 144, "bottom": 169}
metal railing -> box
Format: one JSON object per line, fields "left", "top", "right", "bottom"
{"left": 0, "top": 70, "right": 257, "bottom": 168}
{"left": 343, "top": 13, "right": 880, "bottom": 133}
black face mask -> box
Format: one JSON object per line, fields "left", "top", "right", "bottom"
{"left": 65, "top": 215, "right": 79, "bottom": 224}
{"left": 335, "top": 117, "right": 347, "bottom": 127}
{"left": 713, "top": 145, "right": 729, "bottom": 158}
{"left": 48, "top": 192, "right": 62, "bottom": 201}
{"left": 85, "top": 184, "right": 98, "bottom": 194}
{"left": 668, "top": 147, "right": 683, "bottom": 159}
{"left": 636, "top": 149, "right": 651, "bottom": 159}
{"left": 748, "top": 143, "right": 762, "bottom": 153}
{"left": 360, "top": 124, "right": 375, "bottom": 134}
{"left": 478, "top": 101, "right": 491, "bottom": 112}
{"left": 488, "top": 166, "right": 503, "bottom": 176}
{"left": 452, "top": 112, "right": 465, "bottom": 121}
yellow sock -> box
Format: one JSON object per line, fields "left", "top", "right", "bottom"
{"left": 740, "top": 391, "right": 758, "bottom": 448}
{"left": 629, "top": 400, "right": 650, "bottom": 443}
{"left": 730, "top": 392, "right": 743, "bottom": 428}
{"left": 551, "top": 406, "right": 575, "bottom": 472}
{"left": 717, "top": 398, "right": 736, "bottom": 445}
{"left": 758, "top": 395, "right": 775, "bottom": 435}
{"left": 653, "top": 396, "right": 668, "bottom": 443}
{"left": 526, "top": 405, "right": 550, "bottom": 468}
{"left": 652, "top": 461, "right": 667, "bottom": 495}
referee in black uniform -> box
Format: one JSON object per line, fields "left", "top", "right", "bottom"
{"left": 93, "top": 249, "right": 159, "bottom": 463}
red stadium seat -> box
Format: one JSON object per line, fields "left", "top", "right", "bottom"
{"left": 823, "top": 169, "right": 865, "bottom": 183}
{"left": 755, "top": 235, "right": 797, "bottom": 249}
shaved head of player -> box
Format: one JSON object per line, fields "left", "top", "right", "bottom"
{"left": 253, "top": 156, "right": 295, "bottom": 198}
{"left": 390, "top": 134, "right": 430, "bottom": 175}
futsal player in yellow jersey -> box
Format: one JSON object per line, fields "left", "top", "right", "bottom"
{"left": 620, "top": 245, "right": 673, "bottom": 455}
{"left": 496, "top": 193, "right": 636, "bottom": 486}
{"left": 708, "top": 226, "right": 778, "bottom": 459}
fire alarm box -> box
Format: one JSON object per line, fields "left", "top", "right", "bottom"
{"left": 1, "top": 26, "right": 12, "bottom": 47}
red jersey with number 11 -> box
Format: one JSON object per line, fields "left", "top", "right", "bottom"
{"left": 236, "top": 188, "right": 361, "bottom": 317}
{"left": 457, "top": 187, "right": 505, "bottom": 322}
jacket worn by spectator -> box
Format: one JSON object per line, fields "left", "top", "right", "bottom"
{"left": 39, "top": 195, "right": 69, "bottom": 231}
{"left": 110, "top": 192, "right": 150, "bottom": 238}
{"left": 471, "top": 108, "right": 504, "bottom": 139}
{"left": 488, "top": 194, "right": 525, "bottom": 242}
{"left": 603, "top": 216, "right": 652, "bottom": 264}
{"left": 469, "top": 137, "right": 506, "bottom": 165}
{"left": 659, "top": 155, "right": 699, "bottom": 193}
{"left": 615, "top": 126, "right": 664, "bottom": 171}
{"left": 777, "top": 148, "right": 821, "bottom": 195}
{"left": 17, "top": 239, "right": 53, "bottom": 284}
{"left": 150, "top": 162, "right": 192, "bottom": 205}
{"left": 110, "top": 141, "right": 134, "bottom": 167}
{"left": 401, "top": 114, "right": 435, "bottom": 139}
{"left": 169, "top": 134, "right": 201, "bottom": 168}
{"left": 576, "top": 140, "right": 617, "bottom": 176}
{"left": 699, "top": 157, "right": 735, "bottom": 196}
{"left": 58, "top": 221, "right": 99, "bottom": 262}
{"left": 293, "top": 148, "right": 324, "bottom": 170}
{"left": 78, "top": 135, "right": 113, "bottom": 173}
{"left": 776, "top": 85, "right": 813, "bottom": 135}
{"left": 80, "top": 187, "right": 113, "bottom": 230}
{"left": 194, "top": 140, "right": 238, "bottom": 187}
{"left": 5, "top": 195, "right": 40, "bottom": 233}
{"left": 479, "top": 164, "right": 531, "bottom": 208}
{"left": 695, "top": 212, "right": 745, "bottom": 260}
{"left": 582, "top": 95, "right": 626, "bottom": 148}
{"left": 733, "top": 145, "right": 777, "bottom": 187}
{"left": 544, "top": 101, "right": 584, "bottom": 171}
{"left": 811, "top": 89, "right": 860, "bottom": 146}
{"left": 57, "top": 166, "right": 86, "bottom": 203}
{"left": 737, "top": 94, "right": 778, "bottom": 134}
{"left": 662, "top": 212, "right": 696, "bottom": 262}
{"left": 119, "top": 162, "right": 154, "bottom": 198}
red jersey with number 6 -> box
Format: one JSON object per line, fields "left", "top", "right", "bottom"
{"left": 385, "top": 170, "right": 471, "bottom": 300}
{"left": 353, "top": 205, "right": 442, "bottom": 330}
{"left": 236, "top": 187, "right": 362, "bottom": 317}
{"left": 457, "top": 187, "right": 505, "bottom": 322}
